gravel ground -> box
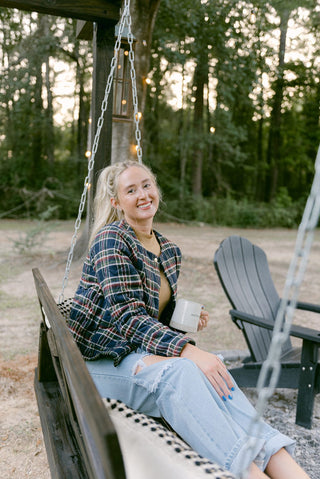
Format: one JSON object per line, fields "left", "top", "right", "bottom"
{"left": 220, "top": 352, "right": 320, "bottom": 479}
{"left": 248, "top": 388, "right": 320, "bottom": 479}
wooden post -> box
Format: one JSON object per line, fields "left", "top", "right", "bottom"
{"left": 90, "top": 21, "right": 116, "bottom": 199}
{"left": 74, "top": 19, "right": 117, "bottom": 257}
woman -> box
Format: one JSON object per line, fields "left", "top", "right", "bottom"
{"left": 69, "top": 161, "right": 310, "bottom": 479}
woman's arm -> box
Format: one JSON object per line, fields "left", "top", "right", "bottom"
{"left": 180, "top": 343, "right": 234, "bottom": 399}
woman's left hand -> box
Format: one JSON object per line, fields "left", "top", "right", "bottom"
{"left": 198, "top": 309, "right": 209, "bottom": 331}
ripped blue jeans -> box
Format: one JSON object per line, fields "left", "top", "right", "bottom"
{"left": 86, "top": 351, "right": 295, "bottom": 476}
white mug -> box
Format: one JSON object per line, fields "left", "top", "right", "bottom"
{"left": 169, "top": 298, "right": 202, "bottom": 333}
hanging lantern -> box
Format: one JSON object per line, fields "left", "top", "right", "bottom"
{"left": 113, "top": 25, "right": 136, "bottom": 120}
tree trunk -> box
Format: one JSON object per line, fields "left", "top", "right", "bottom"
{"left": 179, "top": 47, "right": 187, "bottom": 201}
{"left": 266, "top": 8, "right": 290, "bottom": 201}
{"left": 31, "top": 14, "right": 45, "bottom": 185}
{"left": 44, "top": 55, "right": 55, "bottom": 165}
{"left": 128, "top": 0, "right": 161, "bottom": 157}
{"left": 130, "top": 0, "right": 160, "bottom": 117}
{"left": 192, "top": 54, "right": 208, "bottom": 197}
{"left": 76, "top": 50, "right": 89, "bottom": 177}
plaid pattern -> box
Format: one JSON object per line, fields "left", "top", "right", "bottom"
{"left": 68, "top": 220, "right": 194, "bottom": 365}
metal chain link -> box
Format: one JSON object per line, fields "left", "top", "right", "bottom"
{"left": 59, "top": 0, "right": 140, "bottom": 302}
{"left": 125, "top": 5, "right": 143, "bottom": 163}
{"left": 240, "top": 143, "right": 320, "bottom": 477}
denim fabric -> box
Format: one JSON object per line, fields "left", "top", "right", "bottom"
{"left": 86, "top": 352, "right": 295, "bottom": 475}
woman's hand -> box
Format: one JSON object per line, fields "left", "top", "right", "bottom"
{"left": 198, "top": 308, "right": 209, "bottom": 331}
{"left": 180, "top": 343, "right": 234, "bottom": 400}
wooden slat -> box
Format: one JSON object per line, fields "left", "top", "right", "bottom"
{"left": 37, "top": 322, "right": 57, "bottom": 383}
{"left": 214, "top": 236, "right": 273, "bottom": 361}
{"left": 0, "top": 0, "right": 121, "bottom": 22}
{"left": 214, "top": 237, "right": 247, "bottom": 312}
{"left": 238, "top": 237, "right": 276, "bottom": 360}
{"left": 34, "top": 376, "right": 87, "bottom": 478}
{"left": 233, "top": 237, "right": 272, "bottom": 360}
{"left": 33, "top": 268, "right": 126, "bottom": 479}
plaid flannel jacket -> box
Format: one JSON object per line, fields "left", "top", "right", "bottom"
{"left": 68, "top": 220, "right": 194, "bottom": 365}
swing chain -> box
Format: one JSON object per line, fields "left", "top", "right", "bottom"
{"left": 240, "top": 144, "right": 320, "bottom": 477}
{"left": 125, "top": 0, "right": 143, "bottom": 163}
{"left": 59, "top": 0, "right": 138, "bottom": 303}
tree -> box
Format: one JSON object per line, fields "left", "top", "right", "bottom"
{"left": 111, "top": 0, "right": 161, "bottom": 163}
{"left": 0, "top": 9, "right": 92, "bottom": 216}
{"left": 265, "top": 3, "right": 291, "bottom": 200}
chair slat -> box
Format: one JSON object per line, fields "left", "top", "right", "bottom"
{"left": 214, "top": 236, "right": 293, "bottom": 361}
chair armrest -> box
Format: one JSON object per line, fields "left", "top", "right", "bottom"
{"left": 229, "top": 309, "right": 320, "bottom": 344}
{"left": 295, "top": 300, "right": 320, "bottom": 314}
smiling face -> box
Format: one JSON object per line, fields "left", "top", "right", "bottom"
{"left": 112, "top": 165, "right": 160, "bottom": 232}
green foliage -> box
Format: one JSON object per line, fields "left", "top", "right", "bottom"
{"left": 147, "top": 0, "right": 320, "bottom": 210}
{"left": 0, "top": 2, "right": 319, "bottom": 229}
{"left": 158, "top": 191, "right": 304, "bottom": 229}
{"left": 0, "top": 9, "right": 91, "bottom": 220}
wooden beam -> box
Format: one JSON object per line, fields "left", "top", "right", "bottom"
{"left": 0, "top": 0, "right": 121, "bottom": 22}
{"left": 90, "top": 21, "right": 115, "bottom": 193}
{"left": 76, "top": 20, "right": 94, "bottom": 40}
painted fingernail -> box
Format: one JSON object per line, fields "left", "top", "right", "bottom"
{"left": 222, "top": 395, "right": 227, "bottom": 401}
{"left": 228, "top": 394, "right": 233, "bottom": 400}
{"left": 231, "top": 387, "right": 235, "bottom": 391}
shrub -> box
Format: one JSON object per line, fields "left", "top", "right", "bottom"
{"left": 158, "top": 194, "right": 303, "bottom": 228}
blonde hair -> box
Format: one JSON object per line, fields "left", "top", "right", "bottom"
{"left": 89, "top": 161, "right": 159, "bottom": 245}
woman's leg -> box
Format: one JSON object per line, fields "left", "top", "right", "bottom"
{"left": 129, "top": 357, "right": 296, "bottom": 476}
{"left": 248, "top": 463, "right": 269, "bottom": 478}
{"left": 86, "top": 351, "right": 165, "bottom": 417}
{"left": 87, "top": 354, "right": 297, "bottom": 477}
{"left": 265, "top": 448, "right": 310, "bottom": 479}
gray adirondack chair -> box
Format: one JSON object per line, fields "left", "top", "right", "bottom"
{"left": 213, "top": 235, "right": 320, "bottom": 429}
